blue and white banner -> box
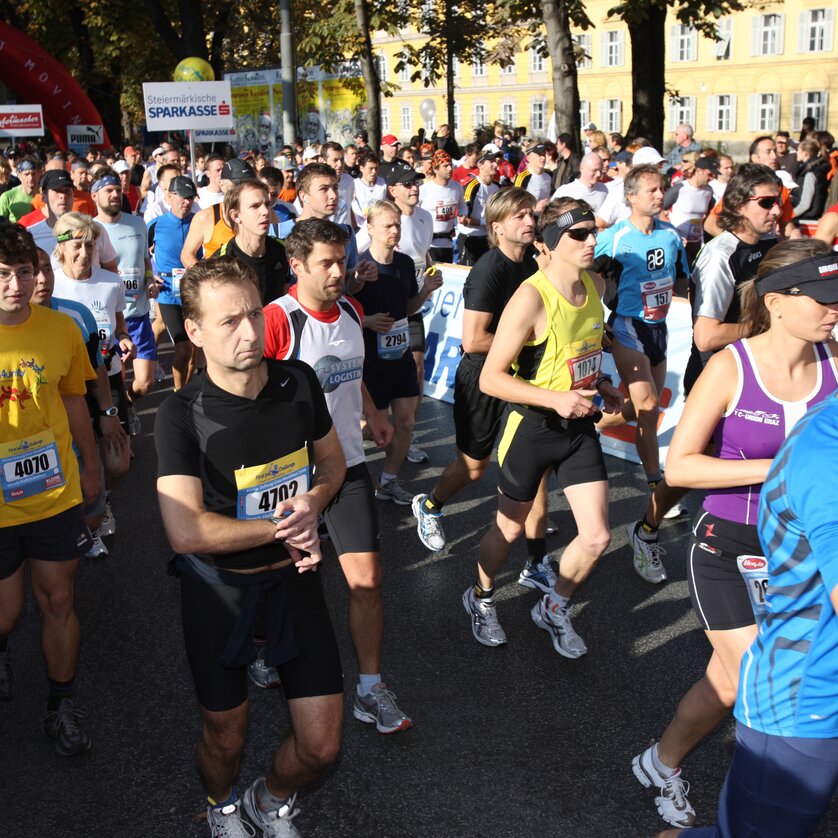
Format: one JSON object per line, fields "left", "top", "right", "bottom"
{"left": 421, "top": 265, "right": 692, "bottom": 466}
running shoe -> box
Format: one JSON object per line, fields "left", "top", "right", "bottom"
{"left": 155, "top": 363, "right": 167, "bottom": 383}
{"left": 85, "top": 529, "right": 109, "bottom": 559}
{"left": 127, "top": 408, "right": 142, "bottom": 437}
{"left": 462, "top": 588, "right": 507, "bottom": 647}
{"left": 248, "top": 648, "right": 281, "bottom": 689}
{"left": 518, "top": 556, "right": 558, "bottom": 594}
{"left": 412, "top": 494, "right": 446, "bottom": 552}
{"left": 99, "top": 503, "right": 116, "bottom": 537}
{"left": 0, "top": 646, "right": 14, "bottom": 701}
{"left": 375, "top": 478, "right": 413, "bottom": 505}
{"left": 42, "top": 698, "right": 92, "bottom": 756}
{"left": 531, "top": 596, "right": 587, "bottom": 658}
{"left": 353, "top": 683, "right": 413, "bottom": 734}
{"left": 207, "top": 800, "right": 256, "bottom": 838}
{"left": 663, "top": 502, "right": 688, "bottom": 520}
{"left": 546, "top": 517, "right": 559, "bottom": 536}
{"left": 632, "top": 744, "right": 696, "bottom": 828}
{"left": 317, "top": 515, "right": 330, "bottom": 542}
{"left": 242, "top": 784, "right": 301, "bottom": 838}
{"left": 406, "top": 442, "right": 428, "bottom": 464}
{"left": 627, "top": 521, "right": 667, "bottom": 584}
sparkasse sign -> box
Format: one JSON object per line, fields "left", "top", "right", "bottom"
{"left": 0, "top": 104, "right": 45, "bottom": 137}
{"left": 142, "top": 82, "right": 234, "bottom": 131}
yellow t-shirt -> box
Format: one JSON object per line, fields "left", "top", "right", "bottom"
{"left": 513, "top": 269, "right": 605, "bottom": 393}
{"left": 0, "top": 304, "right": 96, "bottom": 527}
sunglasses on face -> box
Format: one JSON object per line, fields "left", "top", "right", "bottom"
{"left": 564, "top": 226, "right": 597, "bottom": 242}
{"left": 748, "top": 195, "right": 781, "bottom": 209}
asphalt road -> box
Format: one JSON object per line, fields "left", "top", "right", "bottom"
{"left": 2, "top": 362, "right": 837, "bottom": 838}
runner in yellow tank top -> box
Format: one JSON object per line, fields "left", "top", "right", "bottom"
{"left": 461, "top": 198, "right": 624, "bottom": 658}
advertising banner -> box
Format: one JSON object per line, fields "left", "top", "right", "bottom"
{"left": 422, "top": 267, "right": 692, "bottom": 466}
{"left": 0, "top": 104, "right": 45, "bottom": 137}
{"left": 142, "top": 82, "right": 234, "bottom": 132}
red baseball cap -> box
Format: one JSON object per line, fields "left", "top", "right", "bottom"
{"left": 381, "top": 134, "right": 400, "bottom": 147}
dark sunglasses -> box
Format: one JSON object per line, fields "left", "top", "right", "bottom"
{"left": 564, "top": 226, "right": 597, "bottom": 242}
{"left": 748, "top": 195, "right": 781, "bottom": 209}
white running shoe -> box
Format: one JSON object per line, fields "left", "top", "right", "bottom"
{"left": 85, "top": 530, "right": 109, "bottom": 559}
{"left": 99, "top": 503, "right": 116, "bottom": 537}
{"left": 207, "top": 800, "right": 256, "bottom": 837}
{"left": 663, "top": 502, "right": 688, "bottom": 520}
{"left": 242, "top": 783, "right": 301, "bottom": 838}
{"left": 627, "top": 521, "right": 667, "bottom": 583}
{"left": 632, "top": 743, "right": 696, "bottom": 828}
{"left": 530, "top": 596, "right": 587, "bottom": 658}
{"left": 412, "top": 494, "right": 446, "bottom": 551}
{"left": 462, "top": 588, "right": 507, "bottom": 646}
{"left": 518, "top": 556, "right": 558, "bottom": 594}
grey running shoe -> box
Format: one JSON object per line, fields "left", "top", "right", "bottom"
{"left": 627, "top": 521, "right": 667, "bottom": 584}
{"left": 127, "top": 408, "right": 142, "bottom": 437}
{"left": 412, "top": 494, "right": 446, "bottom": 552}
{"left": 42, "top": 698, "right": 92, "bottom": 756}
{"left": 462, "top": 588, "right": 507, "bottom": 647}
{"left": 0, "top": 647, "right": 14, "bottom": 701}
{"left": 154, "top": 363, "right": 167, "bottom": 383}
{"left": 663, "top": 502, "right": 688, "bottom": 520}
{"left": 99, "top": 503, "right": 116, "bottom": 537}
{"left": 405, "top": 443, "right": 428, "bottom": 464}
{"left": 632, "top": 743, "right": 696, "bottom": 828}
{"left": 518, "top": 556, "right": 558, "bottom": 594}
{"left": 207, "top": 800, "right": 256, "bottom": 838}
{"left": 531, "top": 596, "right": 587, "bottom": 659}
{"left": 248, "top": 649, "right": 281, "bottom": 689}
{"left": 84, "top": 530, "right": 109, "bottom": 559}
{"left": 375, "top": 478, "right": 413, "bottom": 505}
{"left": 242, "top": 784, "right": 301, "bottom": 838}
{"left": 353, "top": 683, "right": 413, "bottom": 734}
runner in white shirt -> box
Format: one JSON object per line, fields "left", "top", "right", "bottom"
{"left": 595, "top": 151, "right": 634, "bottom": 229}
{"left": 710, "top": 153, "right": 734, "bottom": 205}
{"left": 321, "top": 142, "right": 355, "bottom": 227}
{"left": 196, "top": 154, "right": 225, "bottom": 209}
{"left": 352, "top": 150, "right": 387, "bottom": 230}
{"left": 513, "top": 143, "right": 552, "bottom": 213}
{"left": 418, "top": 149, "right": 466, "bottom": 263}
{"left": 142, "top": 163, "right": 181, "bottom": 224}
{"left": 663, "top": 156, "right": 718, "bottom": 264}
{"left": 552, "top": 152, "right": 609, "bottom": 213}
{"left": 458, "top": 146, "right": 501, "bottom": 266}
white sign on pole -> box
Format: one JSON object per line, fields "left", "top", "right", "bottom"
{"left": 421, "top": 268, "right": 693, "bottom": 467}
{"left": 0, "top": 104, "right": 45, "bottom": 137}
{"left": 142, "top": 82, "right": 234, "bottom": 131}
{"left": 67, "top": 124, "right": 103, "bottom": 147}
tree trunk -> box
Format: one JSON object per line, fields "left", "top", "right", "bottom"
{"left": 444, "top": 0, "right": 456, "bottom": 131}
{"left": 354, "top": 0, "right": 381, "bottom": 150}
{"left": 542, "top": 0, "right": 581, "bottom": 154}
{"left": 625, "top": 4, "right": 666, "bottom": 149}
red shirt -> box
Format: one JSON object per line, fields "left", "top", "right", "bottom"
{"left": 452, "top": 166, "right": 477, "bottom": 186}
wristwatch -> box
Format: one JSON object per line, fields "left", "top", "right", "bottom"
{"left": 99, "top": 406, "right": 118, "bottom": 417}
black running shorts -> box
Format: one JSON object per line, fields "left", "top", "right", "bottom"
{"left": 687, "top": 509, "right": 764, "bottom": 631}
{"left": 408, "top": 312, "right": 426, "bottom": 353}
{"left": 322, "top": 464, "right": 380, "bottom": 556}
{"left": 180, "top": 568, "right": 343, "bottom": 712}
{"left": 496, "top": 407, "right": 607, "bottom": 503}
{"left": 363, "top": 352, "right": 420, "bottom": 410}
{"left": 158, "top": 303, "right": 189, "bottom": 344}
{"left": 612, "top": 315, "right": 668, "bottom": 368}
{"left": 453, "top": 354, "right": 506, "bottom": 461}
{"left": 0, "top": 504, "right": 91, "bottom": 580}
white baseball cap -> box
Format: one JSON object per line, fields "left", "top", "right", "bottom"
{"left": 632, "top": 147, "right": 665, "bottom": 166}
{"left": 112, "top": 160, "right": 131, "bottom": 174}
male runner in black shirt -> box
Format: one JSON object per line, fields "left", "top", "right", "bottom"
{"left": 154, "top": 256, "right": 346, "bottom": 838}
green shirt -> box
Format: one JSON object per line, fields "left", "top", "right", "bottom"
{"left": 0, "top": 185, "right": 35, "bottom": 222}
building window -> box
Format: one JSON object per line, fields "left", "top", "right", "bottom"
{"left": 381, "top": 107, "right": 390, "bottom": 133}
{"left": 751, "top": 14, "right": 784, "bottom": 56}
{"left": 501, "top": 60, "right": 516, "bottom": 76}
{"left": 398, "top": 60, "right": 411, "bottom": 83}
{"left": 748, "top": 93, "right": 780, "bottom": 132}
{"left": 601, "top": 31, "right": 624, "bottom": 67}
{"left": 473, "top": 55, "right": 486, "bottom": 77}
{"left": 792, "top": 91, "right": 829, "bottom": 131}
{"left": 599, "top": 99, "right": 622, "bottom": 134}
{"left": 401, "top": 106, "right": 412, "bottom": 134}
{"left": 575, "top": 33, "right": 592, "bottom": 69}
{"left": 714, "top": 18, "right": 733, "bottom": 60}
{"left": 707, "top": 94, "right": 737, "bottom": 133}
{"left": 798, "top": 9, "right": 834, "bottom": 53}
{"left": 671, "top": 24, "right": 697, "bottom": 62}
{"left": 530, "top": 100, "right": 546, "bottom": 133}
{"left": 530, "top": 49, "right": 545, "bottom": 73}
{"left": 668, "top": 96, "right": 696, "bottom": 132}
{"left": 579, "top": 100, "right": 590, "bottom": 128}
{"left": 473, "top": 103, "right": 487, "bottom": 131}
{"left": 500, "top": 102, "right": 516, "bottom": 126}
{"left": 374, "top": 54, "right": 387, "bottom": 84}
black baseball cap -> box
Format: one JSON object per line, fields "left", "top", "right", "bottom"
{"left": 695, "top": 157, "right": 720, "bottom": 174}
{"left": 40, "top": 170, "right": 73, "bottom": 192}
{"left": 386, "top": 168, "right": 424, "bottom": 187}
{"left": 168, "top": 175, "right": 197, "bottom": 199}
{"left": 221, "top": 158, "right": 256, "bottom": 182}
{"left": 527, "top": 143, "right": 548, "bottom": 156}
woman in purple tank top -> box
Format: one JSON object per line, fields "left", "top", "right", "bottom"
{"left": 630, "top": 240, "right": 838, "bottom": 830}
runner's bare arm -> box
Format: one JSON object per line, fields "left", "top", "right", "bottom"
{"left": 62, "top": 394, "right": 102, "bottom": 504}
{"left": 461, "top": 309, "right": 495, "bottom": 354}
{"left": 693, "top": 316, "right": 748, "bottom": 353}
{"left": 180, "top": 209, "right": 210, "bottom": 268}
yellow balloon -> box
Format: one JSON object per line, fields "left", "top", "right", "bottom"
{"left": 173, "top": 57, "right": 215, "bottom": 82}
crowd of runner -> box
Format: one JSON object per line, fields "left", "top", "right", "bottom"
{"left": 1, "top": 121, "right": 838, "bottom": 838}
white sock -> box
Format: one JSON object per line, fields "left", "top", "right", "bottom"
{"left": 380, "top": 471, "right": 396, "bottom": 486}
{"left": 547, "top": 590, "right": 570, "bottom": 613}
{"left": 651, "top": 743, "right": 678, "bottom": 778}
{"left": 357, "top": 674, "right": 381, "bottom": 696}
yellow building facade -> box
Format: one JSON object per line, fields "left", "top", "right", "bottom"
{"left": 371, "top": 0, "right": 836, "bottom": 157}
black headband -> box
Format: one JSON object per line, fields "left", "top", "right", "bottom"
{"left": 541, "top": 207, "right": 595, "bottom": 249}
{"left": 756, "top": 252, "right": 838, "bottom": 299}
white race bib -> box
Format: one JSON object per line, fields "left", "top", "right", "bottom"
{"left": 0, "top": 430, "right": 66, "bottom": 502}
{"left": 377, "top": 317, "right": 409, "bottom": 361}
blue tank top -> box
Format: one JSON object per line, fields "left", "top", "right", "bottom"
{"left": 148, "top": 211, "right": 194, "bottom": 305}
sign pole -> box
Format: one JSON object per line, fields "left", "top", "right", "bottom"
{"left": 188, "top": 128, "right": 198, "bottom": 188}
